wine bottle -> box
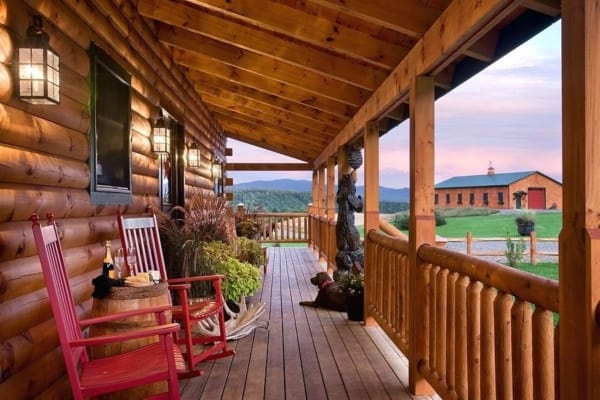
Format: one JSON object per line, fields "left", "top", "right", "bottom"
{"left": 102, "top": 241, "right": 115, "bottom": 279}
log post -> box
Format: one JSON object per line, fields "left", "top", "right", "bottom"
{"left": 408, "top": 75, "right": 435, "bottom": 395}
{"left": 560, "top": 1, "right": 600, "bottom": 398}
{"left": 327, "top": 155, "right": 336, "bottom": 271}
{"left": 364, "top": 120, "right": 379, "bottom": 326}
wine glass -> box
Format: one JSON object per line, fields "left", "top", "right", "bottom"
{"left": 114, "top": 248, "right": 125, "bottom": 279}
{"left": 126, "top": 247, "right": 137, "bottom": 275}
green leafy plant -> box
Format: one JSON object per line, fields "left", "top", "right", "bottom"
{"left": 215, "top": 257, "right": 262, "bottom": 303}
{"left": 505, "top": 233, "right": 526, "bottom": 268}
{"left": 391, "top": 209, "right": 446, "bottom": 230}
{"left": 337, "top": 271, "right": 364, "bottom": 296}
{"left": 236, "top": 237, "right": 265, "bottom": 268}
{"left": 515, "top": 211, "right": 536, "bottom": 225}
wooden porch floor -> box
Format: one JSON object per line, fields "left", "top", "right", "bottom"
{"left": 180, "top": 247, "right": 438, "bottom": 400}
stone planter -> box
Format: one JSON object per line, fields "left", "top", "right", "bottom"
{"left": 345, "top": 293, "right": 364, "bottom": 321}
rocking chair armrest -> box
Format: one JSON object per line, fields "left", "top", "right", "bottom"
{"left": 71, "top": 323, "right": 180, "bottom": 347}
{"left": 79, "top": 305, "right": 172, "bottom": 327}
{"left": 167, "top": 283, "right": 191, "bottom": 292}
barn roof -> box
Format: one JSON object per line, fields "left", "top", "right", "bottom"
{"left": 435, "top": 171, "right": 540, "bottom": 189}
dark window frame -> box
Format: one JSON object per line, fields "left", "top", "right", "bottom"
{"left": 88, "top": 43, "right": 132, "bottom": 205}
{"left": 457, "top": 193, "right": 463, "bottom": 205}
{"left": 445, "top": 193, "right": 451, "bottom": 204}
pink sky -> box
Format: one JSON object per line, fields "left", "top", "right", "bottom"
{"left": 227, "top": 22, "right": 562, "bottom": 189}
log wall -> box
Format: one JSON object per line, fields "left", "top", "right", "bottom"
{"left": 0, "top": 0, "right": 226, "bottom": 397}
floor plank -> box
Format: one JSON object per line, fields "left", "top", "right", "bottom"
{"left": 180, "top": 246, "right": 439, "bottom": 400}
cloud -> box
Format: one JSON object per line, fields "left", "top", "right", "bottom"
{"left": 227, "top": 22, "right": 562, "bottom": 190}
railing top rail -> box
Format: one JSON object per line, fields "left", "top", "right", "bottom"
{"left": 254, "top": 212, "right": 308, "bottom": 217}
{"left": 419, "top": 244, "right": 559, "bottom": 312}
{"left": 367, "top": 229, "right": 558, "bottom": 312}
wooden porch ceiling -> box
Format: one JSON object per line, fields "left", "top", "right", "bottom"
{"left": 138, "top": 0, "right": 560, "bottom": 167}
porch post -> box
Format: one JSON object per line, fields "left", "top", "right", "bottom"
{"left": 318, "top": 164, "right": 326, "bottom": 217}
{"left": 408, "top": 75, "right": 435, "bottom": 395}
{"left": 310, "top": 169, "right": 318, "bottom": 250}
{"left": 327, "top": 155, "right": 336, "bottom": 271}
{"left": 364, "top": 120, "right": 379, "bottom": 326}
{"left": 560, "top": 1, "right": 600, "bottom": 398}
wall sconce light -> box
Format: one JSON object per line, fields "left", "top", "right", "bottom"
{"left": 187, "top": 142, "right": 201, "bottom": 167}
{"left": 17, "top": 15, "right": 60, "bottom": 104}
{"left": 211, "top": 159, "right": 222, "bottom": 179}
{"left": 152, "top": 111, "right": 171, "bottom": 154}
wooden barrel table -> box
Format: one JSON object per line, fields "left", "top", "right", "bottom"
{"left": 89, "top": 283, "right": 172, "bottom": 400}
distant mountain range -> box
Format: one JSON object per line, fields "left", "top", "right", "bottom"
{"left": 233, "top": 179, "right": 410, "bottom": 203}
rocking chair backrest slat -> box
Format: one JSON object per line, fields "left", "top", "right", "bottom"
{"left": 118, "top": 215, "right": 169, "bottom": 280}
{"left": 31, "top": 216, "right": 88, "bottom": 387}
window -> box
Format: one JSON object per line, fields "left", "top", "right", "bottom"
{"left": 88, "top": 43, "right": 132, "bottom": 204}
{"left": 445, "top": 193, "right": 451, "bottom": 204}
{"left": 434, "top": 194, "right": 439, "bottom": 205}
{"left": 483, "top": 192, "right": 489, "bottom": 205}
{"left": 498, "top": 191, "right": 504, "bottom": 205}
{"left": 469, "top": 193, "right": 475, "bottom": 205}
{"left": 457, "top": 193, "right": 463, "bottom": 204}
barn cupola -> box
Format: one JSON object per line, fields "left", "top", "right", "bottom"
{"left": 487, "top": 162, "right": 495, "bottom": 176}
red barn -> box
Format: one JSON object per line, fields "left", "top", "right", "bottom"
{"left": 434, "top": 166, "right": 562, "bottom": 210}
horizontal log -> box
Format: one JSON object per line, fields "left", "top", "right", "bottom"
{"left": 226, "top": 163, "right": 313, "bottom": 171}
{"left": 131, "top": 110, "right": 152, "bottom": 138}
{"left": 0, "top": 104, "right": 89, "bottom": 161}
{"left": 0, "top": 271, "right": 95, "bottom": 342}
{"left": 0, "top": 26, "right": 12, "bottom": 63}
{"left": 132, "top": 129, "right": 153, "bottom": 156}
{"left": 0, "top": 347, "right": 65, "bottom": 399}
{"left": 60, "top": 65, "right": 89, "bottom": 106}
{"left": 184, "top": 170, "right": 213, "bottom": 189}
{"left": 0, "top": 64, "right": 12, "bottom": 102}
{"left": 418, "top": 243, "right": 559, "bottom": 312}
{"left": 0, "top": 145, "right": 89, "bottom": 189}
{"left": 0, "top": 301, "right": 91, "bottom": 383}
{"left": 131, "top": 90, "right": 154, "bottom": 120}
{"left": 33, "top": 375, "right": 72, "bottom": 400}
{"left": 132, "top": 152, "right": 159, "bottom": 178}
{"left": 132, "top": 173, "right": 159, "bottom": 196}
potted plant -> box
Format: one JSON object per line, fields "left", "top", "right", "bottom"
{"left": 515, "top": 211, "right": 536, "bottom": 236}
{"left": 338, "top": 271, "right": 365, "bottom": 321}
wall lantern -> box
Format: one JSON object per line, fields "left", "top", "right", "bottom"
{"left": 187, "top": 142, "right": 201, "bottom": 167}
{"left": 152, "top": 112, "right": 171, "bottom": 154}
{"left": 211, "top": 159, "right": 222, "bottom": 179}
{"left": 17, "top": 15, "right": 60, "bottom": 104}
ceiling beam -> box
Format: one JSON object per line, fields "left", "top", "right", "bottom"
{"left": 307, "top": 0, "right": 445, "bottom": 38}
{"left": 160, "top": 28, "right": 370, "bottom": 107}
{"left": 176, "top": 51, "right": 357, "bottom": 119}
{"left": 209, "top": 105, "right": 332, "bottom": 146}
{"left": 226, "top": 163, "right": 313, "bottom": 171}
{"left": 464, "top": 29, "right": 499, "bottom": 62}
{"left": 190, "top": 72, "right": 346, "bottom": 130}
{"left": 216, "top": 113, "right": 327, "bottom": 150}
{"left": 313, "top": 0, "right": 525, "bottom": 167}
{"left": 138, "top": 0, "right": 391, "bottom": 85}
{"left": 522, "top": 0, "right": 561, "bottom": 17}
{"left": 202, "top": 97, "right": 336, "bottom": 142}
{"left": 183, "top": 0, "right": 409, "bottom": 69}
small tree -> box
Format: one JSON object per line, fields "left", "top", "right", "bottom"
{"left": 505, "top": 233, "right": 525, "bottom": 267}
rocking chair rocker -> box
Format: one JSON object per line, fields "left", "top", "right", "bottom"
{"left": 31, "top": 214, "right": 183, "bottom": 400}
{"left": 117, "top": 211, "right": 235, "bottom": 378}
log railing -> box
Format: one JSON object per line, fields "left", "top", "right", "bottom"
{"left": 252, "top": 212, "right": 309, "bottom": 243}
{"left": 365, "top": 229, "right": 559, "bottom": 400}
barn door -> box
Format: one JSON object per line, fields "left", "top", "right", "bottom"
{"left": 528, "top": 187, "right": 546, "bottom": 209}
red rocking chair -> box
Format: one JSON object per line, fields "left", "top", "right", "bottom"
{"left": 117, "top": 211, "right": 235, "bottom": 378}
{"left": 31, "top": 214, "right": 183, "bottom": 400}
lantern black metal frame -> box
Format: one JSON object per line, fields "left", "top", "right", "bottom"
{"left": 152, "top": 111, "right": 171, "bottom": 154}
{"left": 16, "top": 15, "right": 60, "bottom": 104}
{"left": 187, "top": 142, "right": 201, "bottom": 168}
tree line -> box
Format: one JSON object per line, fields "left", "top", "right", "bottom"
{"left": 232, "top": 189, "right": 408, "bottom": 214}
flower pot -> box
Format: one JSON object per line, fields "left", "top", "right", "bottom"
{"left": 517, "top": 221, "right": 535, "bottom": 236}
{"left": 345, "top": 293, "right": 364, "bottom": 321}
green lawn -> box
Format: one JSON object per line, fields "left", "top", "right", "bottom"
{"left": 435, "top": 211, "right": 562, "bottom": 238}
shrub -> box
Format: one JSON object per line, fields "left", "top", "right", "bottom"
{"left": 236, "top": 237, "right": 265, "bottom": 268}
{"left": 214, "top": 257, "right": 262, "bottom": 302}
{"left": 505, "top": 233, "right": 526, "bottom": 268}
{"left": 391, "top": 210, "right": 446, "bottom": 230}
